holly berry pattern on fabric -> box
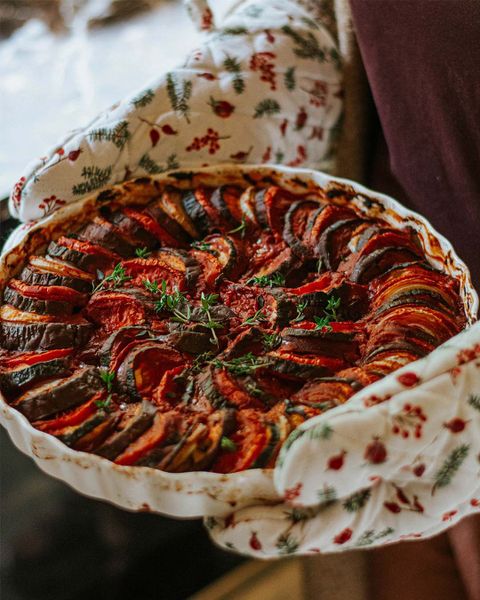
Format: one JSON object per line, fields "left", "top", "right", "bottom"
{"left": 10, "top": 0, "right": 343, "bottom": 221}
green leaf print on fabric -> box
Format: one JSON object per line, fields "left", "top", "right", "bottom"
{"left": 254, "top": 99, "right": 281, "bottom": 118}
{"left": 139, "top": 153, "right": 179, "bottom": 175}
{"left": 131, "top": 89, "right": 155, "bottom": 108}
{"left": 433, "top": 444, "right": 470, "bottom": 494}
{"left": 88, "top": 121, "right": 130, "bottom": 149}
{"left": 72, "top": 165, "right": 113, "bottom": 195}
{"left": 166, "top": 73, "right": 193, "bottom": 123}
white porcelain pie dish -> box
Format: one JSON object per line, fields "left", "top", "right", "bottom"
{"left": 0, "top": 164, "right": 477, "bottom": 518}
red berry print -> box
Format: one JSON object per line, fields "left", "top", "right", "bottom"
{"left": 280, "top": 118, "right": 288, "bottom": 137}
{"left": 208, "top": 97, "right": 235, "bottom": 118}
{"left": 250, "top": 52, "right": 277, "bottom": 90}
{"left": 384, "top": 501, "right": 401, "bottom": 514}
{"left": 38, "top": 195, "right": 66, "bottom": 217}
{"left": 334, "top": 528, "right": 353, "bottom": 545}
{"left": 11, "top": 176, "right": 26, "bottom": 209}
{"left": 284, "top": 482, "right": 303, "bottom": 502}
{"left": 470, "top": 498, "right": 480, "bottom": 507}
{"left": 364, "top": 438, "right": 387, "bottom": 464}
{"left": 67, "top": 149, "right": 82, "bottom": 162}
{"left": 327, "top": 450, "right": 346, "bottom": 471}
{"left": 443, "top": 418, "right": 468, "bottom": 433}
{"left": 56, "top": 147, "right": 65, "bottom": 156}
{"left": 149, "top": 129, "right": 160, "bottom": 147}
{"left": 302, "top": 80, "right": 328, "bottom": 107}
{"left": 397, "top": 372, "right": 420, "bottom": 387}
{"left": 413, "top": 463, "right": 426, "bottom": 477}
{"left": 186, "top": 129, "right": 230, "bottom": 155}
{"left": 249, "top": 532, "right": 262, "bottom": 551}
{"left": 392, "top": 404, "right": 427, "bottom": 438}
{"left": 161, "top": 124, "right": 178, "bottom": 135}
{"left": 294, "top": 107, "right": 308, "bottom": 131}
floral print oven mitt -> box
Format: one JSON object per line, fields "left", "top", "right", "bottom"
{"left": 9, "top": 0, "right": 343, "bottom": 223}
{"left": 206, "top": 323, "right": 480, "bottom": 557}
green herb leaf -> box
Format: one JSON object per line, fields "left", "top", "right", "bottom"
{"left": 92, "top": 263, "right": 131, "bottom": 293}
{"left": 135, "top": 247, "right": 151, "bottom": 258}
{"left": 213, "top": 352, "right": 269, "bottom": 376}
{"left": 291, "top": 301, "right": 307, "bottom": 323}
{"left": 220, "top": 436, "right": 237, "bottom": 452}
{"left": 247, "top": 272, "right": 286, "bottom": 288}
{"left": 242, "top": 310, "right": 267, "bottom": 326}
{"left": 100, "top": 370, "right": 115, "bottom": 393}
{"left": 262, "top": 333, "right": 282, "bottom": 350}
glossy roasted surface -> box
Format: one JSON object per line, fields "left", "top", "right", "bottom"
{"left": 0, "top": 182, "right": 466, "bottom": 472}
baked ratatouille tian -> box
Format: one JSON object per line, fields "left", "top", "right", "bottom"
{"left": 0, "top": 177, "right": 466, "bottom": 473}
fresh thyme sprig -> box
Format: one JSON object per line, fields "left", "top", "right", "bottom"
{"left": 97, "top": 370, "right": 115, "bottom": 412}
{"left": 313, "top": 295, "right": 341, "bottom": 331}
{"left": 92, "top": 263, "right": 131, "bottom": 293}
{"left": 135, "top": 247, "right": 151, "bottom": 258}
{"left": 199, "top": 292, "right": 221, "bottom": 346}
{"left": 291, "top": 300, "right": 308, "bottom": 323}
{"left": 242, "top": 310, "right": 267, "bottom": 326}
{"left": 228, "top": 217, "right": 247, "bottom": 237}
{"left": 247, "top": 272, "right": 286, "bottom": 288}
{"left": 213, "top": 352, "right": 269, "bottom": 376}
{"left": 262, "top": 332, "right": 282, "bottom": 350}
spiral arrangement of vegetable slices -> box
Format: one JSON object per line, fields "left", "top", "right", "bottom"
{"left": 0, "top": 182, "right": 467, "bottom": 473}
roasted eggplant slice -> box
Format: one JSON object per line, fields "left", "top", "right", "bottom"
{"left": 283, "top": 199, "right": 321, "bottom": 257}
{"left": 55, "top": 409, "right": 119, "bottom": 452}
{"left": 4, "top": 279, "right": 87, "bottom": 316}
{"left": 212, "top": 409, "right": 270, "bottom": 473}
{"left": 182, "top": 190, "right": 212, "bottom": 237}
{"left": 79, "top": 216, "right": 135, "bottom": 258}
{"left": 116, "top": 342, "right": 184, "bottom": 401}
{"left": 0, "top": 348, "right": 72, "bottom": 396}
{"left": 210, "top": 185, "right": 244, "bottom": 226}
{"left": 11, "top": 367, "right": 103, "bottom": 420}
{"left": 114, "top": 411, "right": 181, "bottom": 466}
{"left": 351, "top": 246, "right": 422, "bottom": 284}
{"left": 0, "top": 308, "right": 92, "bottom": 351}
{"left": 99, "top": 326, "right": 153, "bottom": 369}
{"left": 94, "top": 400, "right": 157, "bottom": 460}
{"left": 48, "top": 237, "right": 120, "bottom": 274}
{"left": 106, "top": 209, "right": 159, "bottom": 249}
{"left": 266, "top": 350, "right": 346, "bottom": 380}
{"left": 20, "top": 256, "right": 94, "bottom": 293}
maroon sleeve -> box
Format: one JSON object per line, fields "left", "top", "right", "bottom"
{"left": 349, "top": 0, "right": 480, "bottom": 288}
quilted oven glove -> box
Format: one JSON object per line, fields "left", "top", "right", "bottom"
{"left": 8, "top": 0, "right": 343, "bottom": 224}
{"left": 206, "top": 323, "right": 480, "bottom": 557}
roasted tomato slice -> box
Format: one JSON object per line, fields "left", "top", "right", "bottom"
{"left": 211, "top": 409, "right": 269, "bottom": 473}
{"left": 116, "top": 342, "right": 185, "bottom": 401}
